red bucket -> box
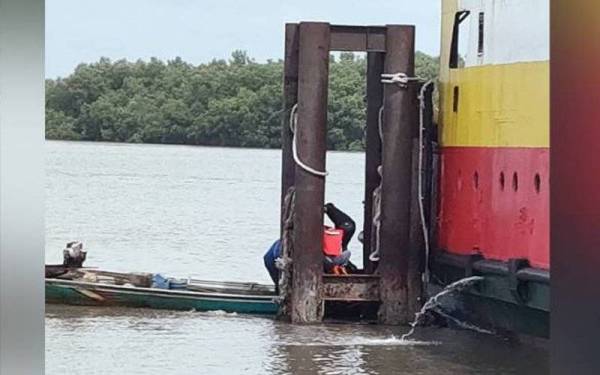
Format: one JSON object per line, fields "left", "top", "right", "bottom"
{"left": 323, "top": 227, "right": 344, "bottom": 256}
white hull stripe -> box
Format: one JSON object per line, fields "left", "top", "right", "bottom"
{"left": 458, "top": 0, "right": 549, "bottom": 67}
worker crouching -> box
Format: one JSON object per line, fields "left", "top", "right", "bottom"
{"left": 263, "top": 202, "right": 356, "bottom": 286}
{"left": 322, "top": 203, "right": 355, "bottom": 275}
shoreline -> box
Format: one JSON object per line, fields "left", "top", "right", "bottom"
{"left": 44, "top": 138, "right": 367, "bottom": 154}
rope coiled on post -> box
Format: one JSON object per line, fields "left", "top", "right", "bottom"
{"left": 274, "top": 187, "right": 295, "bottom": 315}
{"left": 369, "top": 77, "right": 435, "bottom": 278}
{"left": 377, "top": 105, "right": 384, "bottom": 142}
{"left": 381, "top": 72, "right": 422, "bottom": 88}
{"left": 368, "top": 105, "right": 385, "bottom": 263}
{"left": 369, "top": 71, "right": 421, "bottom": 262}
{"left": 369, "top": 167, "right": 383, "bottom": 262}
{"left": 289, "top": 104, "right": 328, "bottom": 177}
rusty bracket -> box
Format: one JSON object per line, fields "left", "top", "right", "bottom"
{"left": 322, "top": 274, "right": 380, "bottom": 302}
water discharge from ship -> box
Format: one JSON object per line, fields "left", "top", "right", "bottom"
{"left": 400, "top": 276, "right": 488, "bottom": 341}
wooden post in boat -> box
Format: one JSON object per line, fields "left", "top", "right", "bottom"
{"left": 377, "top": 25, "right": 418, "bottom": 325}
{"left": 363, "top": 52, "right": 385, "bottom": 274}
{"left": 280, "top": 23, "right": 299, "bottom": 235}
{"left": 290, "top": 22, "right": 330, "bottom": 324}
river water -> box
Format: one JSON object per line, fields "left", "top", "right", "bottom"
{"left": 45, "top": 140, "right": 548, "bottom": 374}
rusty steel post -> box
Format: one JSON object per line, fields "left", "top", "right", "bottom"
{"left": 290, "top": 22, "right": 330, "bottom": 324}
{"left": 280, "top": 23, "right": 299, "bottom": 235}
{"left": 377, "top": 25, "right": 417, "bottom": 325}
{"left": 363, "top": 52, "right": 385, "bottom": 274}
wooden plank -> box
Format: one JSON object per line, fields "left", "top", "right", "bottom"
{"left": 74, "top": 287, "right": 105, "bottom": 302}
{"left": 291, "top": 22, "right": 330, "bottom": 324}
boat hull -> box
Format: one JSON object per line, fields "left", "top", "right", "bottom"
{"left": 430, "top": 253, "right": 549, "bottom": 338}
{"left": 46, "top": 279, "right": 279, "bottom": 315}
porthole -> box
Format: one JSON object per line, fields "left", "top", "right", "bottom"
{"left": 534, "top": 173, "right": 541, "bottom": 193}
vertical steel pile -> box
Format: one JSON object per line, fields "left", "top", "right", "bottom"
{"left": 377, "top": 25, "right": 418, "bottom": 324}
{"left": 280, "top": 23, "right": 299, "bottom": 230}
{"left": 362, "top": 52, "right": 385, "bottom": 274}
{"left": 280, "top": 22, "right": 422, "bottom": 325}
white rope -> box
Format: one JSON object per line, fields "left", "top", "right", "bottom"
{"left": 289, "top": 103, "right": 328, "bottom": 177}
{"left": 369, "top": 78, "right": 434, "bottom": 278}
{"left": 418, "top": 80, "right": 435, "bottom": 284}
{"left": 381, "top": 72, "right": 422, "bottom": 88}
{"left": 369, "top": 182, "right": 382, "bottom": 262}
{"left": 369, "top": 106, "right": 385, "bottom": 263}
{"left": 377, "top": 105, "right": 384, "bottom": 142}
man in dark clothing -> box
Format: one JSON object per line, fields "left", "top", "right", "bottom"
{"left": 324, "top": 203, "right": 356, "bottom": 250}
{"left": 263, "top": 203, "right": 357, "bottom": 285}
{"left": 323, "top": 203, "right": 356, "bottom": 274}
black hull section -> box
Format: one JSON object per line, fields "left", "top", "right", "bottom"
{"left": 430, "top": 252, "right": 550, "bottom": 339}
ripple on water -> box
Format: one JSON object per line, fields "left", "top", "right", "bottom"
{"left": 45, "top": 142, "right": 549, "bottom": 375}
{"left": 284, "top": 335, "right": 441, "bottom": 347}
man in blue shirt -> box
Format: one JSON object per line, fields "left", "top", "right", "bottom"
{"left": 263, "top": 239, "right": 282, "bottom": 286}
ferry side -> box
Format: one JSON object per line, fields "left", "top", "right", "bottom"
{"left": 431, "top": 0, "right": 550, "bottom": 337}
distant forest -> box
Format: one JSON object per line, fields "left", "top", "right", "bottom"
{"left": 46, "top": 51, "right": 439, "bottom": 151}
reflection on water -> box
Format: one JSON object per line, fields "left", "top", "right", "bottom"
{"left": 45, "top": 141, "right": 548, "bottom": 374}
{"left": 46, "top": 305, "right": 548, "bottom": 375}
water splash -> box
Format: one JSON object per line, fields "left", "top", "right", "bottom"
{"left": 356, "top": 335, "right": 441, "bottom": 346}
{"left": 284, "top": 335, "right": 440, "bottom": 347}
{"left": 197, "top": 310, "right": 238, "bottom": 317}
{"left": 432, "top": 307, "right": 494, "bottom": 335}
{"left": 400, "top": 276, "right": 485, "bottom": 341}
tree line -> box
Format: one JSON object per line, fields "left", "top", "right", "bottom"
{"left": 46, "top": 51, "right": 439, "bottom": 151}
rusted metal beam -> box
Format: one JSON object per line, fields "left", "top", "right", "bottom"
{"left": 330, "top": 25, "right": 386, "bottom": 52}
{"left": 377, "top": 25, "right": 417, "bottom": 325}
{"left": 322, "top": 275, "right": 380, "bottom": 302}
{"left": 291, "top": 22, "right": 330, "bottom": 324}
{"left": 280, "top": 23, "right": 299, "bottom": 235}
{"left": 363, "top": 52, "right": 385, "bottom": 273}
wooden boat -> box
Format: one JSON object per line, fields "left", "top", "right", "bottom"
{"left": 45, "top": 266, "right": 279, "bottom": 315}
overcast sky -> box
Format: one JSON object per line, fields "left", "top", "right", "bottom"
{"left": 46, "top": 0, "right": 441, "bottom": 78}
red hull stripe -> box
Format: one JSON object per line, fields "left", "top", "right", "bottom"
{"left": 439, "top": 147, "right": 549, "bottom": 269}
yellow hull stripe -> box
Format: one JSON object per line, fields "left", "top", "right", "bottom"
{"left": 439, "top": 61, "right": 549, "bottom": 148}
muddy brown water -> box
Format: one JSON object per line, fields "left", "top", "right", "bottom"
{"left": 45, "top": 141, "right": 548, "bottom": 374}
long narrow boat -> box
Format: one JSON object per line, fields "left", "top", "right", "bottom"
{"left": 45, "top": 268, "right": 279, "bottom": 315}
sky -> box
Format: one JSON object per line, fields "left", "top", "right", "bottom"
{"left": 45, "top": 0, "right": 441, "bottom": 78}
